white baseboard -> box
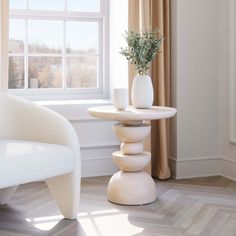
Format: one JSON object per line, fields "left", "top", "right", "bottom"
{"left": 170, "top": 156, "right": 236, "bottom": 181}
{"left": 83, "top": 155, "right": 236, "bottom": 180}
{"left": 81, "top": 145, "right": 119, "bottom": 177}
{"left": 221, "top": 157, "right": 236, "bottom": 181}
{"left": 81, "top": 157, "right": 118, "bottom": 177}
{"left": 82, "top": 155, "right": 236, "bottom": 181}
{"left": 169, "top": 156, "right": 221, "bottom": 179}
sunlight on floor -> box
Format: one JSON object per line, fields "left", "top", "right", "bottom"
{"left": 25, "top": 209, "right": 145, "bottom": 235}
{"left": 25, "top": 215, "right": 63, "bottom": 231}
{"left": 78, "top": 209, "right": 144, "bottom": 236}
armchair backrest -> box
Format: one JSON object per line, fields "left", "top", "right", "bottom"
{"left": 0, "top": 94, "right": 79, "bottom": 150}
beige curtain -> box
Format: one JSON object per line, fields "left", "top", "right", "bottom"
{"left": 129, "top": 0, "right": 171, "bottom": 179}
{"left": 0, "top": 0, "right": 9, "bottom": 92}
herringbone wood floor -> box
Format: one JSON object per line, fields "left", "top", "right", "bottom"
{"left": 0, "top": 176, "right": 236, "bottom": 236}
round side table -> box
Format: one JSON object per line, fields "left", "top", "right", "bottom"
{"left": 88, "top": 106, "right": 177, "bottom": 205}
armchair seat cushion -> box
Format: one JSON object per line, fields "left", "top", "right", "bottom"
{"left": 0, "top": 139, "right": 74, "bottom": 189}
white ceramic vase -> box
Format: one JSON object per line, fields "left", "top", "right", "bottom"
{"left": 131, "top": 74, "right": 154, "bottom": 109}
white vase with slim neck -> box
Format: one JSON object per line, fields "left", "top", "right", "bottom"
{"left": 131, "top": 74, "right": 154, "bottom": 109}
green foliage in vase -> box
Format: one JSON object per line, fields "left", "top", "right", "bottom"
{"left": 120, "top": 29, "right": 164, "bottom": 75}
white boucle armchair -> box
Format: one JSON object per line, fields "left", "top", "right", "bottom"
{"left": 0, "top": 93, "right": 81, "bottom": 219}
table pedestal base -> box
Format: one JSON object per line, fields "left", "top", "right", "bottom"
{"left": 107, "top": 171, "right": 156, "bottom": 205}
{"left": 108, "top": 122, "right": 157, "bottom": 205}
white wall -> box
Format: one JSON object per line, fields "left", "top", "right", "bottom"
{"left": 109, "top": 0, "right": 128, "bottom": 90}
{"left": 170, "top": 0, "right": 221, "bottom": 178}
{"left": 219, "top": 0, "right": 236, "bottom": 181}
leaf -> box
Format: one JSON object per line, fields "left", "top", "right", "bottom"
{"left": 119, "top": 29, "right": 164, "bottom": 75}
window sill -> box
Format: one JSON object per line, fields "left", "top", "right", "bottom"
{"left": 35, "top": 99, "right": 113, "bottom": 121}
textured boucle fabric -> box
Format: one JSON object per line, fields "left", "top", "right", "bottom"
{"left": 0, "top": 94, "right": 81, "bottom": 219}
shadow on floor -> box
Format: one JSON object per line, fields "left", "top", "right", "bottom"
{"left": 0, "top": 204, "right": 87, "bottom": 236}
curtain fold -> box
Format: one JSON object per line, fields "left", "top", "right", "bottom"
{"left": 151, "top": 0, "right": 171, "bottom": 180}
{"left": 128, "top": 0, "right": 171, "bottom": 179}
{"left": 0, "top": 0, "right": 9, "bottom": 92}
{"left": 128, "top": 0, "right": 140, "bottom": 104}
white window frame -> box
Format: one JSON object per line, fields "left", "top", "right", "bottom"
{"left": 8, "top": 0, "right": 109, "bottom": 101}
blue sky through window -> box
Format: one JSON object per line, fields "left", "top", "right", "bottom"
{"left": 10, "top": 0, "right": 100, "bottom": 12}
{"left": 10, "top": 0, "right": 27, "bottom": 9}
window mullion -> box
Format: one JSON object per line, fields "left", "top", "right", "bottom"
{"left": 27, "top": 53, "right": 63, "bottom": 57}
{"left": 98, "top": 19, "right": 103, "bottom": 90}
{"left": 9, "top": 10, "right": 103, "bottom": 20}
{"left": 65, "top": 0, "right": 67, "bottom": 12}
{"left": 25, "top": 19, "right": 28, "bottom": 89}
{"left": 63, "top": 20, "right": 66, "bottom": 89}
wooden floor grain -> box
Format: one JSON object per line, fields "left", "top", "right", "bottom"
{"left": 0, "top": 176, "right": 236, "bottom": 236}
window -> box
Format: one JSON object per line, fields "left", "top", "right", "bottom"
{"left": 8, "top": 0, "right": 109, "bottom": 100}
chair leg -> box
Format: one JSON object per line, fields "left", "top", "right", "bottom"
{"left": 45, "top": 172, "right": 80, "bottom": 219}
{"left": 0, "top": 186, "right": 18, "bottom": 205}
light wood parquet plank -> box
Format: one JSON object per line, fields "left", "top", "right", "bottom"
{"left": 218, "top": 216, "right": 236, "bottom": 236}
{"left": 0, "top": 176, "right": 236, "bottom": 236}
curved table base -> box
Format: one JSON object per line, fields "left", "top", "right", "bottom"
{"left": 107, "top": 171, "right": 157, "bottom": 205}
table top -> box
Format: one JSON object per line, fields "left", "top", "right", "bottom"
{"left": 88, "top": 106, "right": 177, "bottom": 122}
